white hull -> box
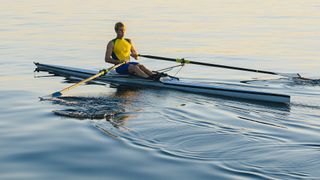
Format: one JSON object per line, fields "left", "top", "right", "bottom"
{"left": 34, "top": 62, "right": 290, "bottom": 104}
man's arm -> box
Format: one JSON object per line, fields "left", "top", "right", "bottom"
{"left": 129, "top": 39, "right": 139, "bottom": 60}
{"left": 105, "top": 41, "right": 121, "bottom": 64}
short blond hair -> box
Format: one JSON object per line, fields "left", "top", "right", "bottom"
{"left": 114, "top": 22, "right": 125, "bottom": 32}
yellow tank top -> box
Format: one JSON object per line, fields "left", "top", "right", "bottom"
{"left": 112, "top": 38, "right": 132, "bottom": 62}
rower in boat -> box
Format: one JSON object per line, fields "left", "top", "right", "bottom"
{"left": 105, "top": 22, "right": 161, "bottom": 81}
{"left": 34, "top": 62, "right": 291, "bottom": 104}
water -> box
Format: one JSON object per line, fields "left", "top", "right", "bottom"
{"left": 1, "top": 0, "right": 320, "bottom": 179}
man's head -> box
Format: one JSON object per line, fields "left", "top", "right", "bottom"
{"left": 114, "top": 22, "right": 126, "bottom": 38}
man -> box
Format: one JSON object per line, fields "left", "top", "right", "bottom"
{"left": 105, "top": 22, "right": 157, "bottom": 79}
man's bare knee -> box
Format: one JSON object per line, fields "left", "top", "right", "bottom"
{"left": 128, "top": 64, "right": 138, "bottom": 73}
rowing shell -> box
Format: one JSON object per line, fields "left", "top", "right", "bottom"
{"left": 34, "top": 62, "right": 290, "bottom": 104}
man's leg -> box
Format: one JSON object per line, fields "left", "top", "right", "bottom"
{"left": 137, "top": 64, "right": 154, "bottom": 76}
{"left": 128, "top": 64, "right": 149, "bottom": 78}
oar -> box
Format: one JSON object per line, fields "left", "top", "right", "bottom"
{"left": 50, "top": 62, "right": 125, "bottom": 98}
{"left": 138, "top": 54, "right": 301, "bottom": 78}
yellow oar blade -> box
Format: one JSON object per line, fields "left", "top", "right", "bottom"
{"left": 50, "top": 63, "right": 124, "bottom": 97}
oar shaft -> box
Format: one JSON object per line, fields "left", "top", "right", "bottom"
{"left": 52, "top": 62, "right": 125, "bottom": 97}
{"left": 139, "top": 54, "right": 278, "bottom": 76}
{"left": 190, "top": 61, "right": 278, "bottom": 75}
{"left": 59, "top": 71, "right": 105, "bottom": 94}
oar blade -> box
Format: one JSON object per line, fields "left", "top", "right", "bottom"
{"left": 51, "top": 91, "right": 62, "bottom": 98}
{"left": 276, "top": 72, "right": 301, "bottom": 79}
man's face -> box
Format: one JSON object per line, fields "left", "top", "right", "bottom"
{"left": 116, "top": 26, "right": 126, "bottom": 38}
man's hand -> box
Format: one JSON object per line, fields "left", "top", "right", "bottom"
{"left": 131, "top": 53, "right": 139, "bottom": 60}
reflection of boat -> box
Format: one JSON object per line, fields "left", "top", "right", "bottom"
{"left": 34, "top": 62, "right": 290, "bottom": 104}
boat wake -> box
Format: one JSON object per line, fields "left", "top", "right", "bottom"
{"left": 37, "top": 86, "right": 320, "bottom": 179}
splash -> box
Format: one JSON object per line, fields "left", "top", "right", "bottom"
{"left": 43, "top": 96, "right": 126, "bottom": 119}
{"left": 292, "top": 77, "right": 320, "bottom": 86}
{"left": 241, "top": 77, "right": 320, "bottom": 86}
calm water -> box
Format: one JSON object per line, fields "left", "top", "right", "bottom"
{"left": 1, "top": 0, "right": 320, "bottom": 179}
